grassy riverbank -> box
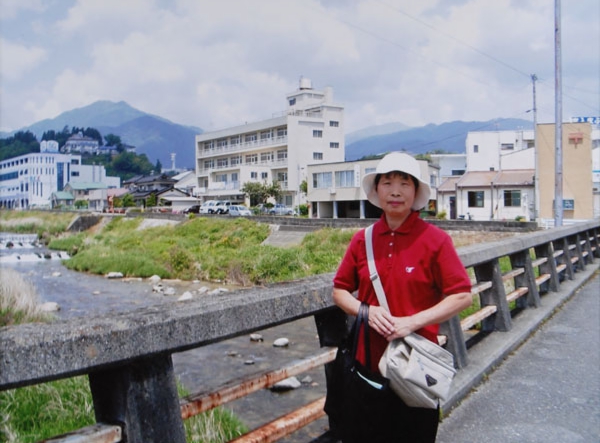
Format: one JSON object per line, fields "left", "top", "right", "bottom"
{"left": 48, "top": 214, "right": 355, "bottom": 285}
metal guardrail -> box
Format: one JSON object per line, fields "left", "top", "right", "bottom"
{"left": 1, "top": 220, "right": 599, "bottom": 442}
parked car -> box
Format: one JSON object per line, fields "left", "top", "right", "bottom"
{"left": 228, "top": 205, "right": 252, "bottom": 216}
{"left": 214, "top": 200, "right": 233, "bottom": 214}
{"left": 199, "top": 200, "right": 218, "bottom": 214}
{"left": 269, "top": 204, "right": 296, "bottom": 216}
{"left": 183, "top": 205, "right": 201, "bottom": 214}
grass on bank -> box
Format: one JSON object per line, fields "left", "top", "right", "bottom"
{"left": 0, "top": 375, "right": 247, "bottom": 443}
{"left": 49, "top": 216, "right": 356, "bottom": 285}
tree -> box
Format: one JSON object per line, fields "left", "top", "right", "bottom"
{"left": 154, "top": 159, "right": 162, "bottom": 174}
{"left": 299, "top": 180, "right": 308, "bottom": 194}
{"left": 104, "top": 134, "right": 123, "bottom": 152}
{"left": 240, "top": 180, "right": 282, "bottom": 206}
{"left": 0, "top": 131, "right": 39, "bottom": 161}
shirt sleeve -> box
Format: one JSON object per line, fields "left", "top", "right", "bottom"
{"left": 332, "top": 229, "right": 363, "bottom": 293}
{"left": 433, "top": 235, "right": 472, "bottom": 296}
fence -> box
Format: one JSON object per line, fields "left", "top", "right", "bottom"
{"left": 1, "top": 220, "right": 599, "bottom": 443}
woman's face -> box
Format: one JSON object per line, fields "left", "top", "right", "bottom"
{"left": 376, "top": 172, "right": 416, "bottom": 219}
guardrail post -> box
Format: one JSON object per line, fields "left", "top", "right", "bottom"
{"left": 591, "top": 227, "right": 600, "bottom": 258}
{"left": 573, "top": 234, "right": 587, "bottom": 270}
{"left": 558, "top": 237, "right": 575, "bottom": 279}
{"left": 473, "top": 259, "right": 511, "bottom": 332}
{"left": 88, "top": 353, "right": 186, "bottom": 443}
{"left": 534, "top": 242, "right": 561, "bottom": 292}
{"left": 439, "top": 316, "right": 468, "bottom": 369}
{"left": 582, "top": 229, "right": 595, "bottom": 262}
{"left": 509, "top": 250, "right": 541, "bottom": 308}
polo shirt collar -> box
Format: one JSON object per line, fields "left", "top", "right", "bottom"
{"left": 374, "top": 210, "right": 420, "bottom": 236}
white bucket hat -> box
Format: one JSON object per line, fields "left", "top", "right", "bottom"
{"left": 361, "top": 152, "right": 431, "bottom": 210}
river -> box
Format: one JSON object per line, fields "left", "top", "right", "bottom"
{"left": 1, "top": 235, "right": 332, "bottom": 442}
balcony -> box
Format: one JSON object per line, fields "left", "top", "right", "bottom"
{"left": 198, "top": 135, "right": 288, "bottom": 157}
{"left": 198, "top": 158, "right": 288, "bottom": 175}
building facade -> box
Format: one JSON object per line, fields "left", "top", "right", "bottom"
{"left": 537, "top": 122, "right": 596, "bottom": 221}
{"left": 0, "top": 151, "right": 120, "bottom": 209}
{"left": 194, "top": 78, "right": 345, "bottom": 208}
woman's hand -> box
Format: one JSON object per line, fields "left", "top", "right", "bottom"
{"left": 367, "top": 305, "right": 396, "bottom": 338}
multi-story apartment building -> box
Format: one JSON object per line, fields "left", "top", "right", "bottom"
{"left": 194, "top": 78, "right": 345, "bottom": 207}
{"left": 0, "top": 142, "right": 120, "bottom": 209}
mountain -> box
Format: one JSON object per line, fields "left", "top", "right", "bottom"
{"left": 8, "top": 101, "right": 202, "bottom": 169}
{"left": 345, "top": 122, "right": 411, "bottom": 145}
{"left": 345, "top": 118, "right": 533, "bottom": 161}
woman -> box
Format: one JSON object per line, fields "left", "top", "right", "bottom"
{"left": 332, "top": 152, "right": 472, "bottom": 442}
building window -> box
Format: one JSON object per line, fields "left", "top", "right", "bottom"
{"left": 365, "top": 167, "right": 376, "bottom": 175}
{"left": 501, "top": 143, "right": 514, "bottom": 150}
{"left": 468, "top": 191, "right": 484, "bottom": 208}
{"left": 204, "top": 159, "right": 214, "bottom": 169}
{"left": 261, "top": 172, "right": 268, "bottom": 179}
{"left": 329, "top": 121, "right": 339, "bottom": 127}
{"left": 277, "top": 149, "right": 287, "bottom": 160}
{"left": 231, "top": 173, "right": 238, "bottom": 182}
{"left": 251, "top": 172, "right": 258, "bottom": 179}
{"left": 216, "top": 174, "right": 227, "bottom": 182}
{"left": 260, "top": 152, "right": 273, "bottom": 163}
{"left": 245, "top": 134, "right": 257, "bottom": 143}
{"left": 335, "top": 170, "right": 354, "bottom": 187}
{"left": 231, "top": 155, "right": 242, "bottom": 166}
{"left": 313, "top": 152, "right": 323, "bottom": 160}
{"left": 71, "top": 159, "right": 80, "bottom": 165}
{"left": 230, "top": 135, "right": 241, "bottom": 146}
{"left": 289, "top": 98, "right": 296, "bottom": 106}
{"left": 204, "top": 141, "right": 214, "bottom": 150}
{"left": 217, "top": 138, "right": 228, "bottom": 148}
{"left": 313, "top": 172, "right": 332, "bottom": 189}
{"left": 71, "top": 171, "right": 80, "bottom": 177}
{"left": 313, "top": 130, "right": 323, "bottom": 138}
{"left": 473, "top": 145, "right": 479, "bottom": 153}
{"left": 217, "top": 158, "right": 229, "bottom": 168}
{"left": 330, "top": 142, "right": 340, "bottom": 149}
{"left": 260, "top": 131, "right": 272, "bottom": 140}
{"left": 245, "top": 154, "right": 258, "bottom": 164}
{"left": 504, "top": 190, "right": 521, "bottom": 207}
{"left": 277, "top": 127, "right": 287, "bottom": 137}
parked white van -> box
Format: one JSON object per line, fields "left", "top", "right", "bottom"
{"left": 199, "top": 200, "right": 218, "bottom": 214}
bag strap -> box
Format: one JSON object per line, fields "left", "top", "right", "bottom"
{"left": 365, "top": 224, "right": 390, "bottom": 312}
{"left": 351, "top": 302, "right": 372, "bottom": 367}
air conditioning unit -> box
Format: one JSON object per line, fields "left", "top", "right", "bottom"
{"left": 329, "top": 188, "right": 336, "bottom": 194}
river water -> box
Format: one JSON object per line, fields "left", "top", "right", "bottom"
{"left": 1, "top": 235, "right": 332, "bottom": 442}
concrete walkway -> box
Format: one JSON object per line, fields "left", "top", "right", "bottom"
{"left": 437, "top": 269, "right": 600, "bottom": 442}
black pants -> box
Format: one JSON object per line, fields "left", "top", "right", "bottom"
{"left": 328, "top": 384, "right": 439, "bottom": 443}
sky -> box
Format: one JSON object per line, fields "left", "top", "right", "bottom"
{"left": 1, "top": 0, "right": 599, "bottom": 135}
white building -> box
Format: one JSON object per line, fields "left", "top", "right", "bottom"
{"left": 194, "top": 78, "right": 345, "bottom": 208}
{"left": 0, "top": 151, "right": 120, "bottom": 209}
{"left": 466, "top": 129, "right": 535, "bottom": 172}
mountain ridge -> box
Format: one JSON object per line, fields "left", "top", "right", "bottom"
{"left": 3, "top": 100, "right": 533, "bottom": 167}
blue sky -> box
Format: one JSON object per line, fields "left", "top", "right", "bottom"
{"left": 1, "top": 0, "right": 598, "bottom": 134}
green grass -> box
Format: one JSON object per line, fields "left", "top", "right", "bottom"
{"left": 0, "top": 376, "right": 247, "bottom": 443}
{"left": 52, "top": 217, "right": 357, "bottom": 285}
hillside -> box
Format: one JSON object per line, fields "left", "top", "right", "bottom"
{"left": 4, "top": 101, "right": 203, "bottom": 169}
{"left": 345, "top": 118, "right": 533, "bottom": 160}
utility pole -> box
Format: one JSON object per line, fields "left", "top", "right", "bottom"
{"left": 531, "top": 73, "right": 539, "bottom": 223}
{"left": 554, "top": 0, "right": 563, "bottom": 227}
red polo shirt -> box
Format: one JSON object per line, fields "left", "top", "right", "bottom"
{"left": 333, "top": 211, "right": 472, "bottom": 372}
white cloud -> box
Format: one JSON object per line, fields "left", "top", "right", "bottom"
{"left": 0, "top": 0, "right": 45, "bottom": 20}
{"left": 0, "top": 0, "right": 597, "bottom": 133}
{"left": 0, "top": 39, "right": 47, "bottom": 81}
